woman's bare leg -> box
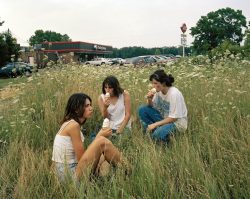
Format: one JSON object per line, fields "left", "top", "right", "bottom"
{"left": 75, "top": 136, "right": 121, "bottom": 179}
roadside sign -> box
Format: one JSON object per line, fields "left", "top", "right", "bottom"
{"left": 180, "top": 23, "right": 187, "bottom": 33}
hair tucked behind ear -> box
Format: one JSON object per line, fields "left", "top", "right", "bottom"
{"left": 149, "top": 69, "right": 174, "bottom": 86}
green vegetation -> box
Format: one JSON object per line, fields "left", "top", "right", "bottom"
{"left": 0, "top": 30, "right": 20, "bottom": 66}
{"left": 0, "top": 56, "right": 249, "bottom": 198}
{"left": 191, "top": 7, "right": 247, "bottom": 54}
{"left": 29, "top": 30, "right": 71, "bottom": 46}
{"left": 0, "top": 77, "right": 27, "bottom": 89}
{"left": 111, "top": 46, "right": 191, "bottom": 58}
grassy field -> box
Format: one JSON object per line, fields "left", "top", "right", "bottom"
{"left": 0, "top": 57, "right": 249, "bottom": 198}
{"left": 0, "top": 77, "right": 27, "bottom": 89}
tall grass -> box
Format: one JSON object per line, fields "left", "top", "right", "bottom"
{"left": 0, "top": 58, "right": 249, "bottom": 198}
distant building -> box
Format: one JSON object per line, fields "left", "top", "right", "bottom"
{"left": 41, "top": 41, "right": 113, "bottom": 63}
{"left": 19, "top": 41, "right": 113, "bottom": 67}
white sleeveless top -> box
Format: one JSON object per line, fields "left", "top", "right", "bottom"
{"left": 52, "top": 119, "right": 84, "bottom": 164}
{"left": 101, "top": 93, "right": 131, "bottom": 130}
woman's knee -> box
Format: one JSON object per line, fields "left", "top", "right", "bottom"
{"left": 152, "top": 128, "right": 168, "bottom": 142}
{"left": 94, "top": 136, "right": 112, "bottom": 149}
{"left": 138, "top": 105, "right": 149, "bottom": 117}
{"left": 152, "top": 124, "right": 177, "bottom": 142}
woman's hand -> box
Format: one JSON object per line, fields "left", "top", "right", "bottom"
{"left": 97, "top": 128, "right": 112, "bottom": 138}
{"left": 116, "top": 126, "right": 124, "bottom": 134}
{"left": 104, "top": 96, "right": 111, "bottom": 107}
{"left": 147, "top": 123, "right": 158, "bottom": 132}
{"left": 146, "top": 90, "right": 155, "bottom": 99}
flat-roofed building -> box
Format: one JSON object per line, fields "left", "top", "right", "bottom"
{"left": 41, "top": 41, "right": 112, "bottom": 63}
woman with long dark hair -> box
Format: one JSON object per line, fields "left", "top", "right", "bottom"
{"left": 52, "top": 93, "right": 127, "bottom": 181}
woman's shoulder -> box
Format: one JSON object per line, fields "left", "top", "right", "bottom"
{"left": 169, "top": 86, "right": 182, "bottom": 94}
{"left": 59, "top": 119, "right": 80, "bottom": 136}
{"left": 65, "top": 120, "right": 80, "bottom": 131}
{"left": 99, "top": 93, "right": 105, "bottom": 99}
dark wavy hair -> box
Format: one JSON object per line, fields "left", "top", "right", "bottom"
{"left": 149, "top": 69, "right": 174, "bottom": 87}
{"left": 61, "top": 93, "right": 92, "bottom": 125}
{"left": 102, "top": 76, "right": 124, "bottom": 97}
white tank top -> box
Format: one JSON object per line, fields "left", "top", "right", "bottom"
{"left": 101, "top": 93, "right": 131, "bottom": 130}
{"left": 52, "top": 119, "right": 84, "bottom": 164}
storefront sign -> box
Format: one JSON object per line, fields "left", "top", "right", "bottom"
{"left": 94, "top": 45, "right": 106, "bottom": 51}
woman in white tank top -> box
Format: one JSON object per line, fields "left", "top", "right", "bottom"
{"left": 98, "top": 76, "right": 132, "bottom": 134}
{"left": 52, "top": 93, "right": 129, "bottom": 182}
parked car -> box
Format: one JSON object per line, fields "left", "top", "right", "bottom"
{"left": 110, "top": 58, "right": 126, "bottom": 65}
{"left": 0, "top": 62, "right": 32, "bottom": 78}
{"left": 127, "top": 56, "right": 157, "bottom": 65}
{"left": 153, "top": 55, "right": 168, "bottom": 63}
{"left": 85, "top": 58, "right": 112, "bottom": 66}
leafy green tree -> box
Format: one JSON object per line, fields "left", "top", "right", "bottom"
{"left": 0, "top": 17, "right": 4, "bottom": 26}
{"left": 209, "top": 40, "right": 242, "bottom": 59}
{"left": 190, "top": 7, "right": 247, "bottom": 54}
{"left": 0, "top": 30, "right": 20, "bottom": 66}
{"left": 29, "top": 30, "right": 71, "bottom": 46}
{"left": 243, "top": 26, "right": 250, "bottom": 57}
{"left": 154, "top": 49, "right": 161, "bottom": 55}
{"left": 110, "top": 46, "right": 185, "bottom": 58}
{"left": 244, "top": 30, "right": 250, "bottom": 47}
{"left": 0, "top": 35, "right": 8, "bottom": 66}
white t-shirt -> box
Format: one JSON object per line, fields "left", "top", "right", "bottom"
{"left": 152, "top": 87, "right": 188, "bottom": 131}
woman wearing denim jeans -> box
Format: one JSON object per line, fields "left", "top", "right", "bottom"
{"left": 138, "top": 69, "right": 187, "bottom": 142}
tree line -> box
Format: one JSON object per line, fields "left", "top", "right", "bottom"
{"left": 1, "top": 7, "right": 250, "bottom": 67}
{"left": 110, "top": 46, "right": 191, "bottom": 58}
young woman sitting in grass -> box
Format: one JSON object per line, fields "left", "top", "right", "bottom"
{"left": 138, "top": 69, "right": 188, "bottom": 142}
{"left": 98, "top": 76, "right": 132, "bottom": 135}
{"left": 52, "top": 93, "right": 128, "bottom": 182}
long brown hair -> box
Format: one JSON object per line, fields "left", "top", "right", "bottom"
{"left": 61, "top": 93, "right": 92, "bottom": 125}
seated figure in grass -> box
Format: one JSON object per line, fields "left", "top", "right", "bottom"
{"left": 52, "top": 93, "right": 129, "bottom": 182}
{"left": 98, "top": 76, "right": 132, "bottom": 136}
{"left": 138, "top": 69, "right": 188, "bottom": 142}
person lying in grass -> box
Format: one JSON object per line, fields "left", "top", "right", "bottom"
{"left": 52, "top": 93, "right": 129, "bottom": 182}
{"left": 138, "top": 69, "right": 188, "bottom": 142}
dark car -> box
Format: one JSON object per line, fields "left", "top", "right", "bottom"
{"left": 127, "top": 56, "right": 157, "bottom": 65}
{"left": 0, "top": 62, "right": 32, "bottom": 78}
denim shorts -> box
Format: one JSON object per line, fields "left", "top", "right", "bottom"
{"left": 54, "top": 162, "right": 78, "bottom": 182}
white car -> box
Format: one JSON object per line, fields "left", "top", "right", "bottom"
{"left": 85, "top": 58, "right": 112, "bottom": 66}
{"left": 111, "top": 58, "right": 126, "bottom": 65}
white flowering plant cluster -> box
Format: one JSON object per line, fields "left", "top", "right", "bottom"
{"left": 0, "top": 57, "right": 249, "bottom": 198}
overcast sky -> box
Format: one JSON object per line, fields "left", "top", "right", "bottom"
{"left": 0, "top": 0, "right": 249, "bottom": 48}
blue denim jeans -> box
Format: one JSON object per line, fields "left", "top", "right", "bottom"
{"left": 138, "top": 105, "right": 177, "bottom": 142}
{"left": 54, "top": 162, "right": 78, "bottom": 183}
